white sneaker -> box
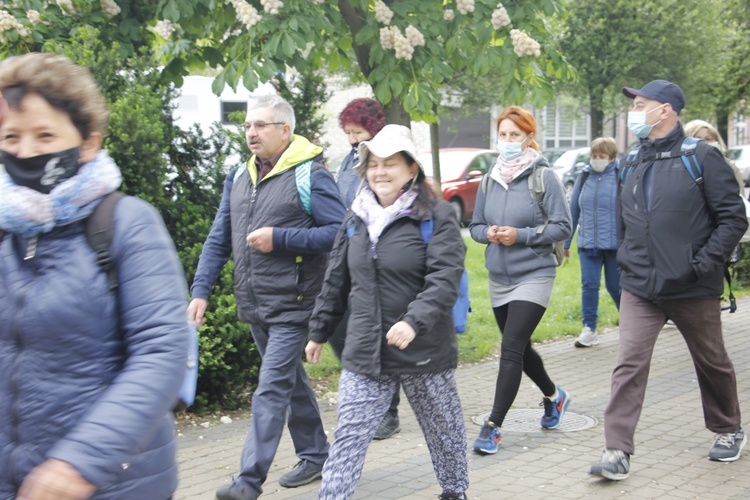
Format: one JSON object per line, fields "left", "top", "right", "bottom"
{"left": 574, "top": 326, "right": 599, "bottom": 348}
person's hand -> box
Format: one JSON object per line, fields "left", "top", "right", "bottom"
{"left": 17, "top": 459, "right": 96, "bottom": 500}
{"left": 487, "top": 225, "right": 502, "bottom": 244}
{"left": 495, "top": 226, "right": 517, "bottom": 246}
{"left": 306, "top": 340, "right": 324, "bottom": 364}
{"left": 187, "top": 298, "right": 208, "bottom": 328}
{"left": 563, "top": 248, "right": 570, "bottom": 258}
{"left": 385, "top": 321, "right": 416, "bottom": 350}
{"left": 246, "top": 227, "right": 274, "bottom": 253}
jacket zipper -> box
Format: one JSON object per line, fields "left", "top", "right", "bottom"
{"left": 245, "top": 183, "right": 260, "bottom": 315}
{"left": 593, "top": 174, "right": 601, "bottom": 247}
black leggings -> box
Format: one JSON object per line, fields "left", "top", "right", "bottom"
{"left": 488, "top": 301, "right": 556, "bottom": 426}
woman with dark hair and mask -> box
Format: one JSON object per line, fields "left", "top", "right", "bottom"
{"left": 564, "top": 137, "right": 621, "bottom": 348}
{"left": 306, "top": 125, "right": 469, "bottom": 500}
{"left": 0, "top": 53, "right": 189, "bottom": 499}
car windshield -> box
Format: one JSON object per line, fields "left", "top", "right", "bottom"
{"left": 418, "top": 151, "right": 483, "bottom": 180}
{"left": 553, "top": 149, "right": 580, "bottom": 170}
{"left": 728, "top": 147, "right": 748, "bottom": 161}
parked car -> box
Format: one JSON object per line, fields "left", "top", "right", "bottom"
{"left": 727, "top": 144, "right": 750, "bottom": 186}
{"left": 550, "top": 147, "right": 590, "bottom": 200}
{"left": 417, "top": 148, "right": 499, "bottom": 224}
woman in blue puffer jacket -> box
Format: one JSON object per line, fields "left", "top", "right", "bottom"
{"left": 0, "top": 53, "right": 189, "bottom": 499}
{"left": 563, "top": 137, "right": 621, "bottom": 348}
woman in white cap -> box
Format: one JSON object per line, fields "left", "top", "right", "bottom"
{"left": 306, "top": 124, "right": 469, "bottom": 500}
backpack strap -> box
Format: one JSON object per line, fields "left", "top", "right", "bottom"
{"left": 294, "top": 160, "right": 313, "bottom": 215}
{"left": 528, "top": 166, "right": 547, "bottom": 234}
{"left": 619, "top": 146, "right": 641, "bottom": 186}
{"left": 680, "top": 136, "right": 703, "bottom": 185}
{"left": 86, "top": 191, "right": 127, "bottom": 292}
{"left": 481, "top": 172, "right": 491, "bottom": 194}
{"left": 419, "top": 217, "right": 434, "bottom": 244}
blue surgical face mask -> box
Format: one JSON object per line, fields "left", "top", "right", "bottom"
{"left": 627, "top": 104, "right": 664, "bottom": 139}
{"left": 497, "top": 139, "right": 525, "bottom": 160}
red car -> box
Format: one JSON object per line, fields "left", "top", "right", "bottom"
{"left": 418, "top": 148, "right": 499, "bottom": 224}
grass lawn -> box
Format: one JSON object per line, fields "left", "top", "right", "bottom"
{"left": 305, "top": 235, "right": 749, "bottom": 387}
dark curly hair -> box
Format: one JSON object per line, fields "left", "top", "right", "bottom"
{"left": 339, "top": 98, "right": 386, "bottom": 136}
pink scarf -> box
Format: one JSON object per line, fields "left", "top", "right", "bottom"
{"left": 495, "top": 148, "right": 541, "bottom": 184}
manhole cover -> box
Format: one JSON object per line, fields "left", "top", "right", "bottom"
{"left": 472, "top": 409, "right": 597, "bottom": 433}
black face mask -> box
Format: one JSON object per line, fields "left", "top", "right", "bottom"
{"left": 1, "top": 147, "right": 82, "bottom": 194}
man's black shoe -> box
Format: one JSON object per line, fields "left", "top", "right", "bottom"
{"left": 373, "top": 412, "right": 401, "bottom": 440}
{"left": 278, "top": 459, "right": 324, "bottom": 488}
{"left": 215, "top": 480, "right": 258, "bottom": 500}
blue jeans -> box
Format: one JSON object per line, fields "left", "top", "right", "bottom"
{"left": 237, "top": 322, "right": 329, "bottom": 496}
{"left": 579, "top": 248, "right": 621, "bottom": 331}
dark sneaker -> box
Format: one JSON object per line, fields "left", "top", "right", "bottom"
{"left": 472, "top": 421, "right": 502, "bottom": 454}
{"left": 590, "top": 449, "right": 630, "bottom": 481}
{"left": 438, "top": 492, "right": 467, "bottom": 500}
{"left": 215, "top": 480, "right": 258, "bottom": 500}
{"left": 708, "top": 427, "right": 747, "bottom": 462}
{"left": 278, "top": 459, "right": 324, "bottom": 488}
{"left": 540, "top": 386, "right": 571, "bottom": 429}
{"left": 373, "top": 412, "right": 400, "bottom": 440}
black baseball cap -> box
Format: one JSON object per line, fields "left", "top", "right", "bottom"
{"left": 622, "top": 79, "right": 686, "bottom": 114}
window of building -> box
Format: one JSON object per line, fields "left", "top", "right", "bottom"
{"left": 539, "top": 102, "right": 590, "bottom": 150}
{"left": 221, "top": 101, "right": 247, "bottom": 125}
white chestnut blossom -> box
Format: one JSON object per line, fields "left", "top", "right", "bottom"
{"left": 510, "top": 28, "right": 541, "bottom": 57}
{"left": 152, "top": 19, "right": 175, "bottom": 39}
{"left": 0, "top": 10, "right": 29, "bottom": 39}
{"left": 26, "top": 9, "right": 41, "bottom": 25}
{"left": 393, "top": 31, "right": 414, "bottom": 60}
{"left": 405, "top": 25, "right": 424, "bottom": 48}
{"left": 491, "top": 4, "right": 510, "bottom": 29}
{"left": 230, "top": 0, "right": 261, "bottom": 29}
{"left": 56, "top": 0, "right": 76, "bottom": 14}
{"left": 374, "top": 0, "right": 393, "bottom": 24}
{"left": 456, "top": 0, "right": 475, "bottom": 15}
{"left": 311, "top": 0, "right": 324, "bottom": 3}
{"left": 101, "top": 0, "right": 121, "bottom": 17}
{"left": 261, "top": 0, "right": 283, "bottom": 15}
{"left": 379, "top": 25, "right": 398, "bottom": 50}
{"left": 443, "top": 9, "right": 455, "bottom": 21}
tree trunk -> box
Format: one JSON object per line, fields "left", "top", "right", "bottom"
{"left": 430, "top": 122, "right": 441, "bottom": 188}
{"left": 384, "top": 100, "right": 411, "bottom": 127}
{"left": 589, "top": 91, "right": 604, "bottom": 139}
{"left": 716, "top": 105, "right": 731, "bottom": 146}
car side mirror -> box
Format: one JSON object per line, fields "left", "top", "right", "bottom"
{"left": 468, "top": 170, "right": 483, "bottom": 178}
{"left": 575, "top": 161, "right": 586, "bottom": 170}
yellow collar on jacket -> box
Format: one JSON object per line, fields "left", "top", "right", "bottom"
{"left": 247, "top": 135, "right": 323, "bottom": 185}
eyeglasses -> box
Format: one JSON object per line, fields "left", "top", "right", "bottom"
{"left": 243, "top": 121, "right": 285, "bottom": 132}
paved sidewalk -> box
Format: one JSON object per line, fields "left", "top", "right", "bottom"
{"left": 176, "top": 298, "right": 750, "bottom": 499}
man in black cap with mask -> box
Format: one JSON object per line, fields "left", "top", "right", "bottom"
{"left": 589, "top": 79, "right": 747, "bottom": 480}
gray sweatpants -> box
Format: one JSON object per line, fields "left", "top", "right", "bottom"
{"left": 604, "top": 290, "right": 742, "bottom": 455}
{"left": 318, "top": 369, "right": 469, "bottom": 499}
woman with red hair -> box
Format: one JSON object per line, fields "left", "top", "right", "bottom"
{"left": 336, "top": 98, "right": 386, "bottom": 207}
{"left": 469, "top": 106, "right": 572, "bottom": 454}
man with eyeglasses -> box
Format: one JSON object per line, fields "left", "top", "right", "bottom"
{"left": 188, "top": 93, "right": 345, "bottom": 500}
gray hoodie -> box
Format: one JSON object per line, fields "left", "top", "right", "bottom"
{"left": 470, "top": 156, "right": 572, "bottom": 285}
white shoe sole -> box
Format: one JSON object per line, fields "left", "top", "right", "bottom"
{"left": 709, "top": 433, "right": 747, "bottom": 462}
